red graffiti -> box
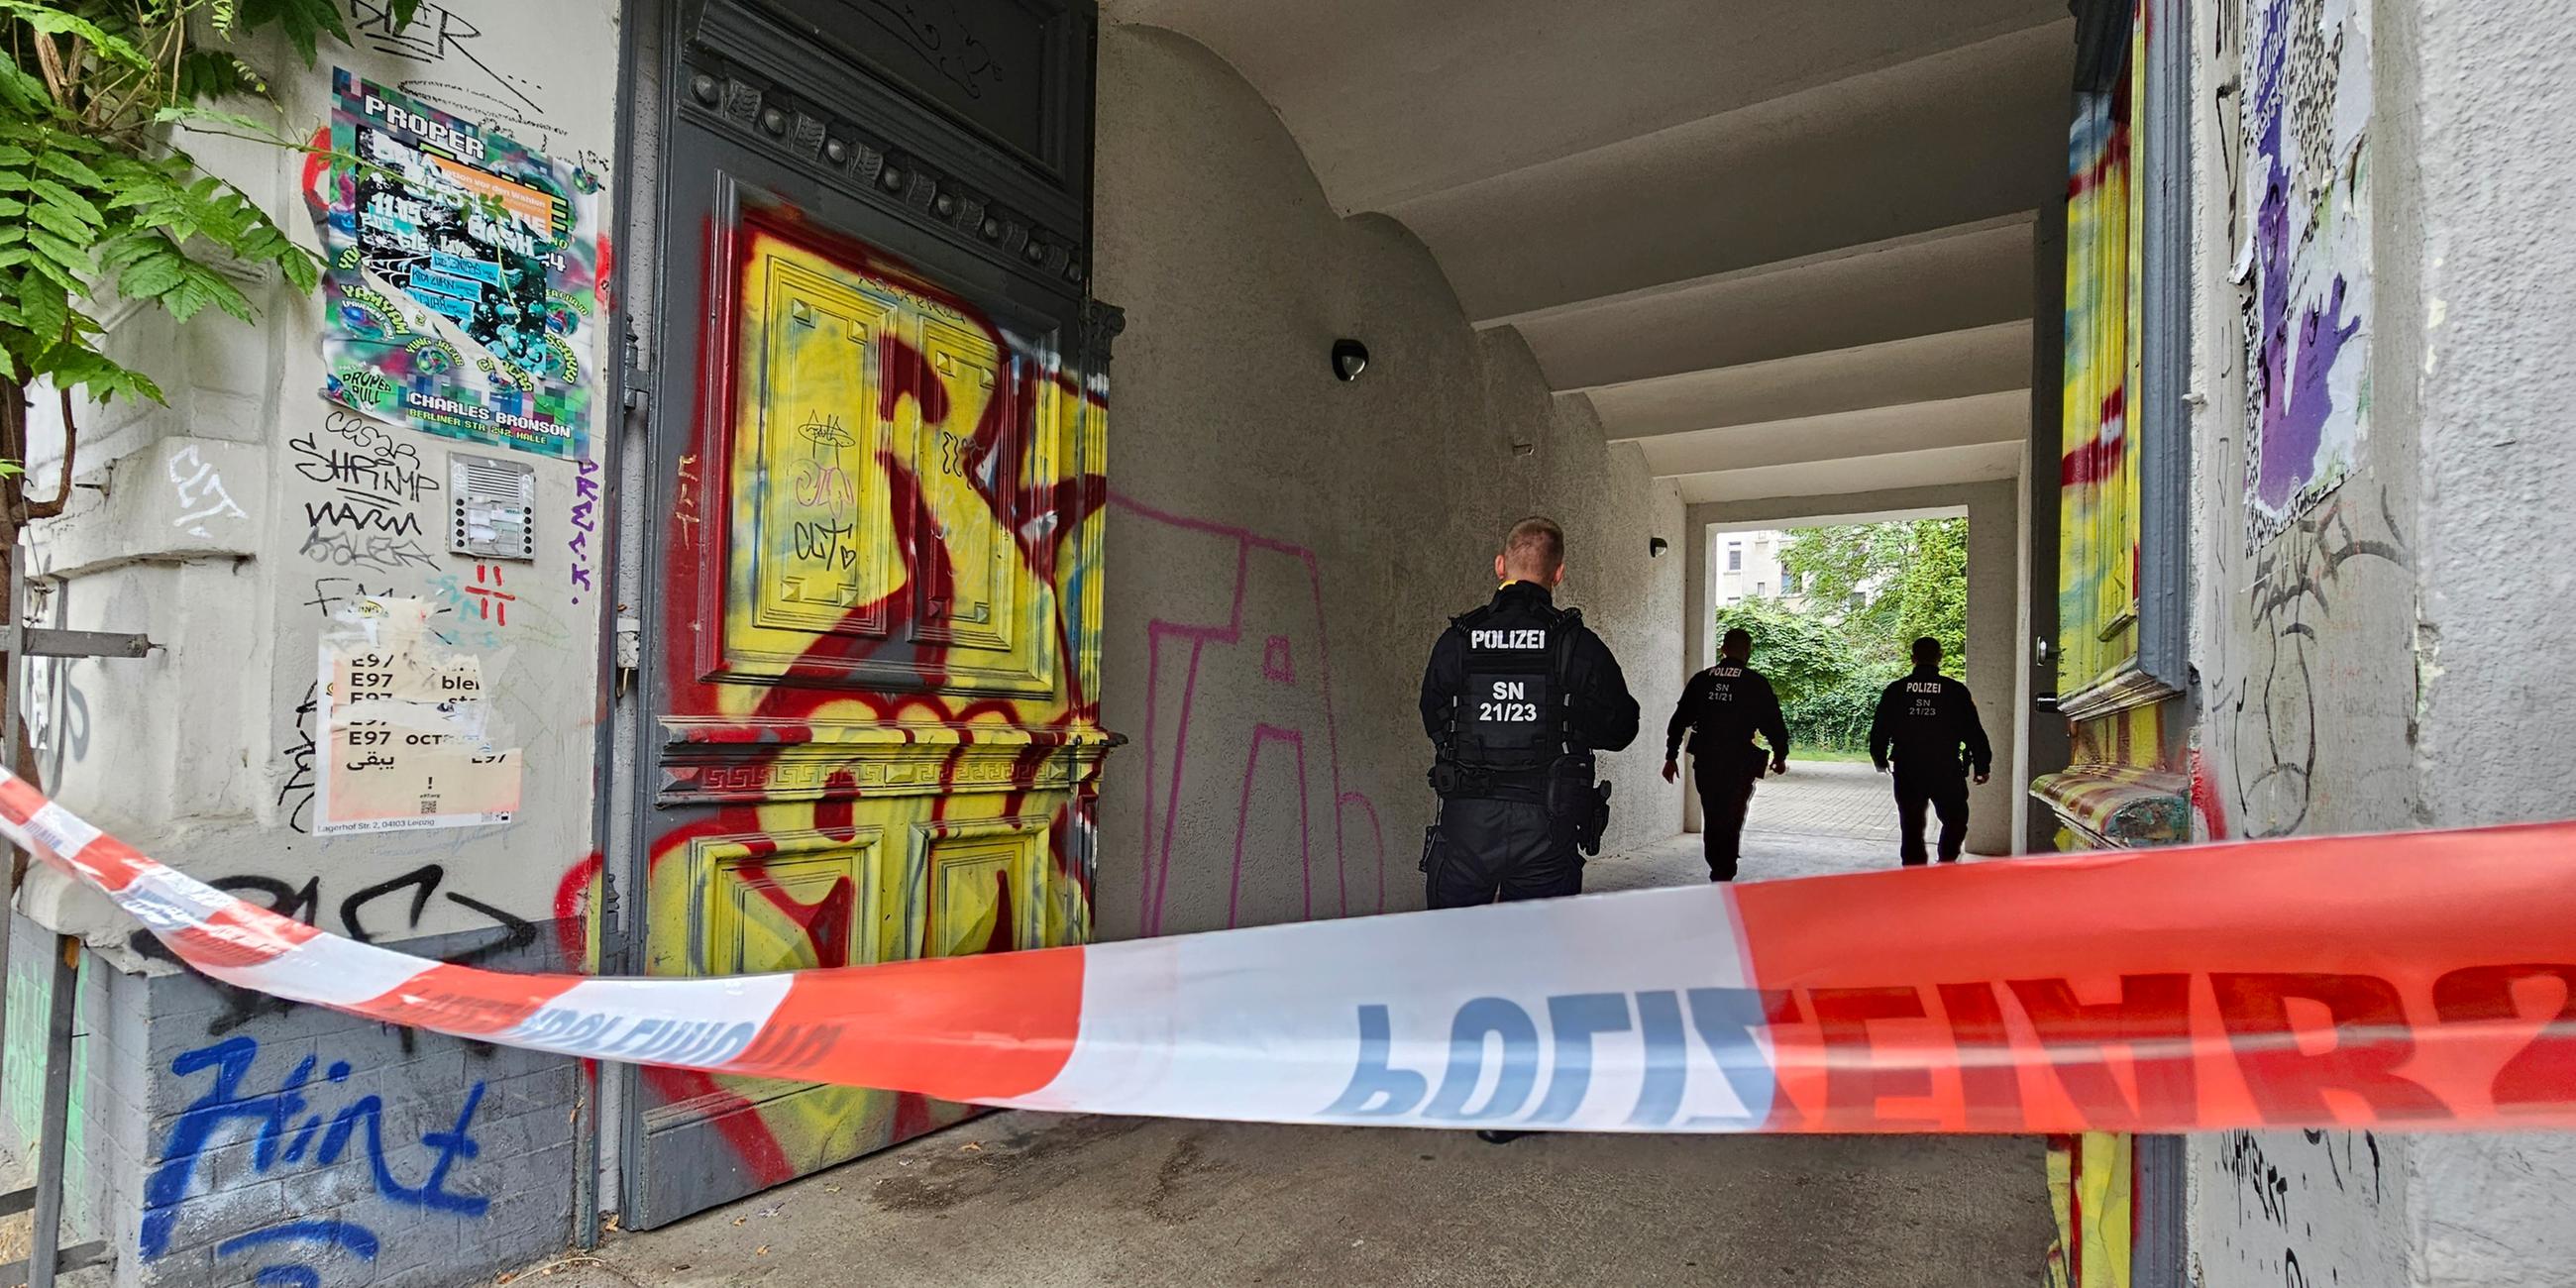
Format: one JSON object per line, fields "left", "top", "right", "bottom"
{"left": 633, "top": 204, "right": 1111, "bottom": 1181}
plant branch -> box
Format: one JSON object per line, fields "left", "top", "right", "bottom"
{"left": 23, "top": 383, "right": 75, "bottom": 519}
{"left": 29, "top": 22, "right": 66, "bottom": 100}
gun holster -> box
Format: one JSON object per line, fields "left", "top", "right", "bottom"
{"left": 1542, "top": 754, "right": 1613, "bottom": 857}
{"left": 1578, "top": 781, "right": 1613, "bottom": 856}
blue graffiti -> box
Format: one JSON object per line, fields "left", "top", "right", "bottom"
{"left": 216, "top": 1220, "right": 381, "bottom": 1288}
{"left": 142, "top": 1035, "right": 488, "bottom": 1261}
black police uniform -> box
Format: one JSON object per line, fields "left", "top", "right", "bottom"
{"left": 1664, "top": 662, "right": 1789, "bottom": 882}
{"left": 1418, "top": 582, "right": 1640, "bottom": 908}
{"left": 1868, "top": 666, "right": 1992, "bottom": 865}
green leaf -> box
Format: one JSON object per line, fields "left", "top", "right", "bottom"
{"left": 176, "top": 50, "right": 273, "bottom": 103}
{"left": 19, "top": 270, "right": 67, "bottom": 341}
{"left": 28, "top": 130, "right": 101, "bottom": 155}
{"left": 0, "top": 67, "right": 49, "bottom": 117}
{"left": 26, "top": 198, "right": 91, "bottom": 243}
{"left": 231, "top": 0, "right": 351, "bottom": 66}
{"left": 0, "top": 146, "right": 31, "bottom": 166}
{"left": 33, "top": 151, "right": 105, "bottom": 188}
{"left": 201, "top": 273, "right": 255, "bottom": 323}
{"left": 36, "top": 344, "right": 162, "bottom": 405}
{"left": 278, "top": 246, "right": 320, "bottom": 294}
{"left": 0, "top": 1, "right": 159, "bottom": 72}
{"left": 22, "top": 253, "right": 76, "bottom": 295}
{"left": 118, "top": 250, "right": 187, "bottom": 300}
{"left": 29, "top": 178, "right": 103, "bottom": 227}
{"left": 157, "top": 105, "right": 294, "bottom": 144}
{"left": 99, "top": 235, "right": 162, "bottom": 270}
{"left": 27, "top": 225, "right": 92, "bottom": 271}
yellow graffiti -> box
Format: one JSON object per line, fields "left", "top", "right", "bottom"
{"left": 2049, "top": 13, "right": 2153, "bottom": 1282}
{"left": 2059, "top": 72, "right": 2141, "bottom": 697}
{"left": 630, "top": 223, "right": 1111, "bottom": 1183}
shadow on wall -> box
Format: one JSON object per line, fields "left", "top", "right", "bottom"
{"left": 1103, "top": 493, "right": 1388, "bottom": 938}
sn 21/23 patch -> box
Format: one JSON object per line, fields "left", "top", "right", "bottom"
{"left": 1469, "top": 676, "right": 1549, "bottom": 725}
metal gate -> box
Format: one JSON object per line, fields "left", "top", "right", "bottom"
{"left": 617, "top": 0, "right": 1112, "bottom": 1226}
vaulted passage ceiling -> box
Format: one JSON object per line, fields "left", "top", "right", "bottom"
{"left": 1105, "top": 0, "right": 2074, "bottom": 502}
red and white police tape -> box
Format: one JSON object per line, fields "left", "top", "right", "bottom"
{"left": 5, "top": 766, "right": 2573, "bottom": 1134}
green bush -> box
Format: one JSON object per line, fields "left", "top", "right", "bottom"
{"left": 1713, "top": 516, "right": 1970, "bottom": 754}
{"left": 1781, "top": 670, "right": 1898, "bottom": 754}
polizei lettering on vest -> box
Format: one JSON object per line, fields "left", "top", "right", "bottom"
{"left": 1470, "top": 629, "right": 1549, "bottom": 649}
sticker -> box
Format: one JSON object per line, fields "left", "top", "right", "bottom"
{"left": 314, "top": 597, "right": 521, "bottom": 833}
{"left": 311, "top": 70, "right": 599, "bottom": 459}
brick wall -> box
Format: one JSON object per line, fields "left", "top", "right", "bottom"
{"left": 5, "top": 915, "right": 581, "bottom": 1288}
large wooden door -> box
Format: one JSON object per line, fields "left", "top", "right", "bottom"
{"left": 623, "top": 112, "right": 1109, "bottom": 1223}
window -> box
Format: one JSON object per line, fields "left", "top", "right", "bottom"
{"left": 1782, "top": 570, "right": 1801, "bottom": 594}
{"left": 1756, "top": 581, "right": 1768, "bottom": 596}
{"left": 1726, "top": 544, "right": 1742, "bottom": 572}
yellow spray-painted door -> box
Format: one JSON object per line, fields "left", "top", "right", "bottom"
{"left": 626, "top": 168, "right": 1109, "bottom": 1225}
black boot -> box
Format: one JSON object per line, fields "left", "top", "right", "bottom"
{"left": 1476, "top": 1129, "right": 1528, "bottom": 1145}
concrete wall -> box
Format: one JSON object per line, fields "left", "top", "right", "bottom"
{"left": 5, "top": 4, "right": 619, "bottom": 1281}
{"left": 2183, "top": 0, "right": 2576, "bottom": 1283}
{"left": 1089, "top": 24, "right": 1688, "bottom": 938}
{"left": 2382, "top": 0, "right": 2576, "bottom": 1281}
{"left": 1682, "top": 480, "right": 2023, "bottom": 856}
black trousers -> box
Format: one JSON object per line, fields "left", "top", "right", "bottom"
{"left": 1427, "top": 797, "right": 1581, "bottom": 908}
{"left": 1892, "top": 763, "right": 1971, "bottom": 864}
{"left": 1693, "top": 747, "right": 1762, "bottom": 882}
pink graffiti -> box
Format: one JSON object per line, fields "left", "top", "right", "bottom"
{"left": 1110, "top": 493, "right": 1386, "bottom": 935}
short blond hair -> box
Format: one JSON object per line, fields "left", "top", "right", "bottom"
{"left": 1503, "top": 516, "right": 1564, "bottom": 579}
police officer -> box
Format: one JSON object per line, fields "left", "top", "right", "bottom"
{"left": 1662, "top": 627, "right": 1789, "bottom": 882}
{"left": 1419, "top": 517, "right": 1640, "bottom": 910}
{"left": 1869, "top": 636, "right": 1992, "bottom": 866}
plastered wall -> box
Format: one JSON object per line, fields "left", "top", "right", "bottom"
{"left": 2184, "top": 0, "right": 2576, "bottom": 1283}
{"left": 1090, "top": 25, "right": 1687, "bottom": 939}
{"left": 7, "top": 4, "right": 621, "bottom": 1282}
{"left": 22, "top": 0, "right": 619, "bottom": 966}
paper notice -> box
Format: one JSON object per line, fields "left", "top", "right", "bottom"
{"left": 315, "top": 597, "right": 522, "bottom": 833}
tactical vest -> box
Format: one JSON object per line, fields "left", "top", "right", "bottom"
{"left": 1689, "top": 666, "right": 1759, "bottom": 742}
{"left": 1440, "top": 599, "right": 1580, "bottom": 778}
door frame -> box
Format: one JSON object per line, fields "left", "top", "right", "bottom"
{"left": 604, "top": 0, "right": 1111, "bottom": 1231}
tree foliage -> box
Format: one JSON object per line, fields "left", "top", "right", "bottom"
{"left": 1707, "top": 595, "right": 1846, "bottom": 709}
{"left": 1716, "top": 517, "right": 1972, "bottom": 751}
{"left": 1777, "top": 517, "right": 1969, "bottom": 671}
{"left": 0, "top": 0, "right": 418, "bottom": 406}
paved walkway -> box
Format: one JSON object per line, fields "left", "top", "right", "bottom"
{"left": 1592, "top": 759, "right": 1959, "bottom": 893}
{"left": 536, "top": 1116, "right": 2050, "bottom": 1288}
{"left": 1744, "top": 758, "right": 1900, "bottom": 842}
{"left": 520, "top": 805, "right": 2054, "bottom": 1288}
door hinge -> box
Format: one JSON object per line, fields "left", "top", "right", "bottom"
{"left": 614, "top": 615, "right": 642, "bottom": 698}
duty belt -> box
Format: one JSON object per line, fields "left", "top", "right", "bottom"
{"left": 1429, "top": 762, "right": 1550, "bottom": 803}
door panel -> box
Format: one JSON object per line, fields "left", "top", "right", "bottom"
{"left": 628, "top": 131, "right": 1108, "bottom": 1225}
